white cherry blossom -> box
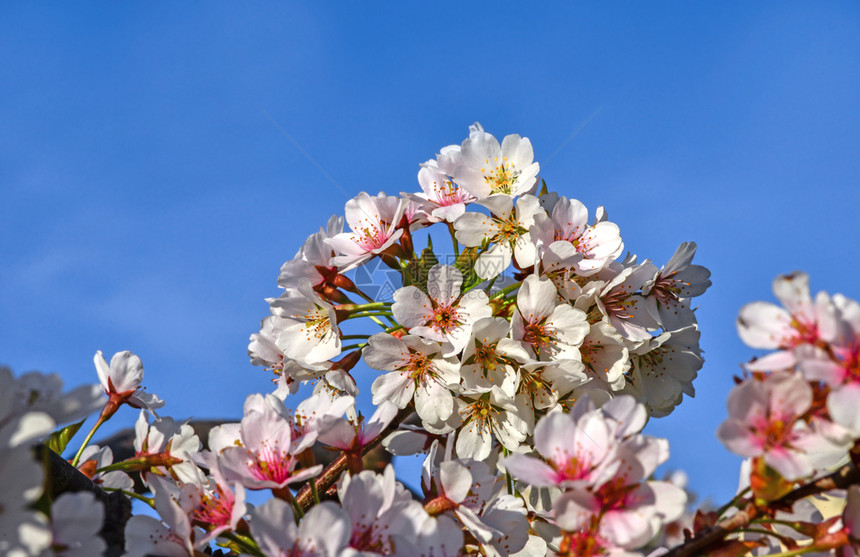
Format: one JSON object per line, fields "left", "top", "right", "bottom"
{"left": 46, "top": 492, "right": 106, "bottom": 557}
{"left": 511, "top": 274, "right": 589, "bottom": 361}
{"left": 94, "top": 350, "right": 164, "bottom": 417}
{"left": 365, "top": 333, "right": 461, "bottom": 432}
{"left": 530, "top": 195, "right": 623, "bottom": 277}
{"left": 278, "top": 214, "right": 344, "bottom": 289}
{"left": 250, "top": 499, "right": 351, "bottom": 557}
{"left": 453, "top": 122, "right": 540, "bottom": 200}
{"left": 454, "top": 194, "right": 545, "bottom": 279}
{"left": 392, "top": 264, "right": 491, "bottom": 356}
{"left": 642, "top": 241, "right": 711, "bottom": 331}
{"left": 269, "top": 278, "right": 342, "bottom": 365}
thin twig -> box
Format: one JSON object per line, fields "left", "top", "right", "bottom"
{"left": 664, "top": 463, "right": 860, "bottom": 557}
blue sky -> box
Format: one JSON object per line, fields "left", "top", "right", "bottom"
{"left": 2, "top": 2, "right": 860, "bottom": 504}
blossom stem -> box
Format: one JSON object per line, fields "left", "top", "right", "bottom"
{"left": 310, "top": 479, "right": 320, "bottom": 505}
{"left": 70, "top": 414, "right": 108, "bottom": 468}
{"left": 351, "top": 311, "right": 393, "bottom": 317}
{"left": 341, "top": 343, "right": 367, "bottom": 351}
{"left": 369, "top": 315, "right": 389, "bottom": 329}
{"left": 340, "top": 334, "right": 370, "bottom": 340}
{"left": 102, "top": 487, "right": 155, "bottom": 509}
{"left": 346, "top": 302, "right": 392, "bottom": 312}
{"left": 351, "top": 287, "right": 378, "bottom": 304}
{"left": 502, "top": 447, "right": 514, "bottom": 494}
{"left": 716, "top": 486, "right": 750, "bottom": 517}
{"left": 490, "top": 280, "right": 522, "bottom": 300}
{"left": 221, "top": 532, "right": 264, "bottom": 557}
{"left": 766, "top": 547, "right": 831, "bottom": 557}
{"left": 272, "top": 486, "right": 304, "bottom": 523}
{"left": 447, "top": 222, "right": 460, "bottom": 258}
{"left": 343, "top": 311, "right": 393, "bottom": 320}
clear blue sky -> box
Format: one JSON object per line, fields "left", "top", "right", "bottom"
{"left": 2, "top": 2, "right": 859, "bottom": 503}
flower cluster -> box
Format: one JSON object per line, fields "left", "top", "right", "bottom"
{"left": 712, "top": 272, "right": 860, "bottom": 553}
{"left": 723, "top": 272, "right": 860, "bottom": 482}
{"left": 7, "top": 123, "right": 860, "bottom": 557}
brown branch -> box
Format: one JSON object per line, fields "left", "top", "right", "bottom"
{"left": 294, "top": 406, "right": 414, "bottom": 511}
{"left": 664, "top": 463, "right": 860, "bottom": 557}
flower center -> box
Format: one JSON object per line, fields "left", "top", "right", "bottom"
{"left": 431, "top": 305, "right": 460, "bottom": 333}
{"left": 191, "top": 485, "right": 235, "bottom": 528}
{"left": 300, "top": 306, "right": 333, "bottom": 339}
{"left": 494, "top": 215, "right": 526, "bottom": 244}
{"left": 406, "top": 352, "right": 433, "bottom": 379}
{"left": 355, "top": 219, "right": 392, "bottom": 251}
{"left": 481, "top": 158, "right": 518, "bottom": 194}
{"left": 522, "top": 321, "right": 555, "bottom": 353}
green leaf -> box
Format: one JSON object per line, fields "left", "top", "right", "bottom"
{"left": 46, "top": 419, "right": 86, "bottom": 456}
{"left": 538, "top": 178, "right": 548, "bottom": 198}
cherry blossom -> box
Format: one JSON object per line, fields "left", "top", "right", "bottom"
{"left": 124, "top": 475, "right": 195, "bottom": 557}
{"left": 581, "top": 262, "right": 660, "bottom": 341}
{"left": 326, "top": 192, "right": 406, "bottom": 271}
{"left": 392, "top": 263, "right": 491, "bottom": 356}
{"left": 642, "top": 241, "right": 711, "bottom": 332}
{"left": 249, "top": 498, "right": 351, "bottom": 557}
{"left": 93, "top": 350, "right": 164, "bottom": 417}
{"left": 531, "top": 195, "right": 623, "bottom": 277}
{"left": 365, "top": 333, "right": 461, "bottom": 431}
{"left": 459, "top": 316, "right": 530, "bottom": 395}
{"left": 269, "top": 278, "right": 342, "bottom": 365}
{"left": 455, "top": 385, "right": 532, "bottom": 459}
{"left": 214, "top": 394, "right": 322, "bottom": 490}
{"left": 133, "top": 411, "right": 203, "bottom": 485}
{"left": 737, "top": 271, "right": 837, "bottom": 371}
{"left": 501, "top": 404, "right": 621, "bottom": 489}
{"left": 716, "top": 371, "right": 847, "bottom": 480}
{"left": 407, "top": 163, "right": 476, "bottom": 223}
{"left": 75, "top": 444, "right": 134, "bottom": 491}
{"left": 625, "top": 326, "right": 703, "bottom": 417}
{"left": 0, "top": 445, "right": 50, "bottom": 557}
{"left": 337, "top": 465, "right": 425, "bottom": 554}
{"left": 454, "top": 194, "right": 545, "bottom": 279}
{"left": 511, "top": 274, "right": 590, "bottom": 361}
{"left": 46, "top": 492, "right": 106, "bottom": 557}
{"left": 278, "top": 214, "right": 344, "bottom": 289}
{"left": 453, "top": 122, "right": 540, "bottom": 200}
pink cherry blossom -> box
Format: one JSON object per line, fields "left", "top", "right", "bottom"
{"left": 215, "top": 394, "right": 323, "bottom": 490}
{"left": 406, "top": 162, "right": 476, "bottom": 223}
{"left": 716, "top": 371, "right": 846, "bottom": 479}
{"left": 326, "top": 192, "right": 406, "bottom": 271}
{"left": 737, "top": 271, "right": 837, "bottom": 371}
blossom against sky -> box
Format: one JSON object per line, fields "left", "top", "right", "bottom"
{"left": 1, "top": 1, "right": 859, "bottom": 502}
